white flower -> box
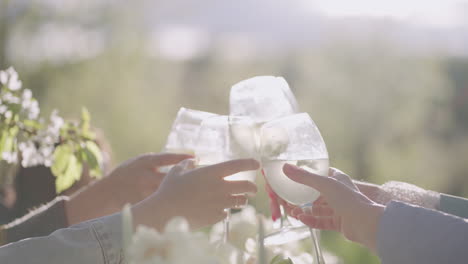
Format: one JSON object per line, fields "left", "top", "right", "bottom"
{"left": 0, "top": 70, "right": 7, "bottom": 85}
{"left": 4, "top": 111, "right": 12, "bottom": 119}
{"left": 17, "top": 111, "right": 63, "bottom": 168}
{"left": 27, "top": 100, "right": 40, "bottom": 120}
{"left": 22, "top": 89, "right": 32, "bottom": 100}
{"left": 2, "top": 152, "right": 18, "bottom": 164}
{"left": 48, "top": 110, "right": 64, "bottom": 134}
{"left": 211, "top": 206, "right": 262, "bottom": 251}
{"left": 0, "top": 67, "right": 22, "bottom": 90}
{"left": 0, "top": 105, "right": 7, "bottom": 114}
{"left": 19, "top": 141, "right": 44, "bottom": 167}
{"left": 128, "top": 217, "right": 227, "bottom": 264}
{"left": 3, "top": 92, "right": 20, "bottom": 104}
{"left": 8, "top": 75, "right": 22, "bottom": 91}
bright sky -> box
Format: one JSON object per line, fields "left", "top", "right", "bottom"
{"left": 305, "top": 0, "right": 468, "bottom": 28}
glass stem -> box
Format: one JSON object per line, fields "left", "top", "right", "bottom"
{"left": 223, "top": 208, "right": 231, "bottom": 243}
{"left": 309, "top": 228, "right": 325, "bottom": 263}
{"left": 280, "top": 204, "right": 292, "bottom": 228}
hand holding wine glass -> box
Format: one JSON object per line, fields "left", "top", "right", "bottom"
{"left": 260, "top": 113, "right": 329, "bottom": 263}
{"left": 132, "top": 158, "right": 259, "bottom": 231}
{"left": 283, "top": 165, "right": 385, "bottom": 253}
{"left": 196, "top": 115, "right": 259, "bottom": 242}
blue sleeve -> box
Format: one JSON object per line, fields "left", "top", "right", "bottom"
{"left": 0, "top": 213, "right": 125, "bottom": 264}
{"left": 377, "top": 201, "right": 468, "bottom": 264}
{"left": 440, "top": 193, "right": 468, "bottom": 219}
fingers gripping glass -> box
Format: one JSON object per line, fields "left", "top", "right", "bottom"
{"left": 196, "top": 115, "right": 258, "bottom": 243}
{"left": 260, "top": 113, "right": 328, "bottom": 264}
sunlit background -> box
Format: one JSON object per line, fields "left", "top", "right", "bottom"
{"left": 1, "top": 0, "right": 468, "bottom": 262}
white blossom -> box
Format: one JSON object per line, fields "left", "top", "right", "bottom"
{"left": 19, "top": 141, "right": 43, "bottom": 167}
{"left": 26, "top": 100, "right": 40, "bottom": 120}
{"left": 22, "top": 89, "right": 32, "bottom": 100}
{"left": 128, "top": 217, "right": 228, "bottom": 264}
{"left": 0, "top": 70, "right": 7, "bottom": 85}
{"left": 18, "top": 111, "right": 64, "bottom": 168}
{"left": 5, "top": 67, "right": 22, "bottom": 91}
{"left": 48, "top": 110, "right": 64, "bottom": 135}
{"left": 3, "top": 92, "right": 20, "bottom": 104}
{"left": 2, "top": 151, "right": 18, "bottom": 164}
{"left": 0, "top": 105, "right": 7, "bottom": 114}
{"left": 8, "top": 75, "right": 22, "bottom": 91}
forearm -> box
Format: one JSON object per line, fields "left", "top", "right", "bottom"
{"left": 66, "top": 175, "right": 126, "bottom": 226}
{"left": 0, "top": 196, "right": 69, "bottom": 245}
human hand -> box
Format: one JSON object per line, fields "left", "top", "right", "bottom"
{"left": 132, "top": 158, "right": 260, "bottom": 230}
{"left": 106, "top": 152, "right": 194, "bottom": 203}
{"left": 284, "top": 165, "right": 385, "bottom": 252}
{"left": 265, "top": 169, "right": 384, "bottom": 221}
{"left": 66, "top": 152, "right": 193, "bottom": 225}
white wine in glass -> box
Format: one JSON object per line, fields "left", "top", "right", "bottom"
{"left": 262, "top": 159, "right": 328, "bottom": 205}
{"left": 261, "top": 113, "right": 328, "bottom": 264}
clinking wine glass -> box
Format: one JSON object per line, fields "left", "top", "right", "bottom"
{"left": 164, "top": 107, "right": 218, "bottom": 155}
{"left": 196, "top": 115, "right": 258, "bottom": 243}
{"left": 260, "top": 113, "right": 328, "bottom": 264}
{"left": 229, "top": 76, "right": 299, "bottom": 123}
{"left": 161, "top": 107, "right": 217, "bottom": 172}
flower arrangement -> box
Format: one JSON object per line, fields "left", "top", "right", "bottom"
{"left": 122, "top": 206, "right": 341, "bottom": 264}
{"left": 0, "top": 67, "right": 103, "bottom": 193}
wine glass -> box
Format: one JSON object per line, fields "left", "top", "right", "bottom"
{"left": 230, "top": 76, "right": 312, "bottom": 244}
{"left": 161, "top": 107, "right": 218, "bottom": 173}
{"left": 260, "top": 113, "right": 328, "bottom": 264}
{"left": 196, "top": 115, "right": 258, "bottom": 243}
{"left": 164, "top": 107, "right": 218, "bottom": 154}
{"left": 230, "top": 76, "right": 299, "bottom": 123}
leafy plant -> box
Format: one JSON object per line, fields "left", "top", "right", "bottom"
{"left": 52, "top": 108, "right": 103, "bottom": 193}
{"left": 0, "top": 67, "right": 103, "bottom": 193}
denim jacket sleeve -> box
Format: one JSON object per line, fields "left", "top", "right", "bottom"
{"left": 0, "top": 212, "right": 125, "bottom": 264}
{"left": 377, "top": 201, "right": 468, "bottom": 264}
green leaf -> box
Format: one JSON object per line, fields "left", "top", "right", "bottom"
{"left": 51, "top": 144, "right": 73, "bottom": 177}
{"left": 55, "top": 153, "right": 82, "bottom": 193}
{"left": 23, "top": 119, "right": 42, "bottom": 130}
{"left": 3, "top": 134, "right": 14, "bottom": 153}
{"left": 81, "top": 107, "right": 90, "bottom": 123}
{"left": 80, "top": 107, "right": 91, "bottom": 134}
{"left": 270, "top": 256, "right": 293, "bottom": 264}
{"left": 82, "top": 141, "right": 103, "bottom": 178}
{"left": 0, "top": 131, "right": 7, "bottom": 153}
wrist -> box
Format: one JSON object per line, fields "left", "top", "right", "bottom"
{"left": 355, "top": 181, "right": 386, "bottom": 204}
{"left": 131, "top": 193, "right": 170, "bottom": 231}
{"left": 359, "top": 203, "right": 385, "bottom": 253}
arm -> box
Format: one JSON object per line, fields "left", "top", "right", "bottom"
{"left": 359, "top": 180, "right": 468, "bottom": 219}
{"left": 284, "top": 165, "right": 468, "bottom": 263}
{"left": 378, "top": 201, "right": 468, "bottom": 264}
{"left": 0, "top": 153, "right": 192, "bottom": 245}
{"left": 0, "top": 213, "right": 124, "bottom": 264}
{"left": 0, "top": 158, "right": 259, "bottom": 263}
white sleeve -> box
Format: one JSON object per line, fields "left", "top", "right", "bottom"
{"left": 0, "top": 213, "right": 125, "bottom": 264}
